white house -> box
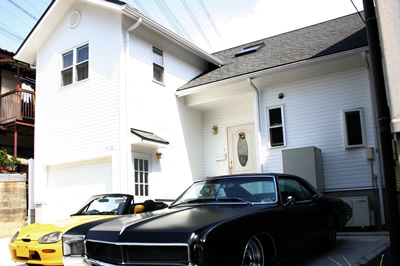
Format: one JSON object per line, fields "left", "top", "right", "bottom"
{"left": 15, "top": 0, "right": 385, "bottom": 228}
{"left": 177, "top": 13, "right": 385, "bottom": 228}
{"left": 15, "top": 0, "right": 223, "bottom": 222}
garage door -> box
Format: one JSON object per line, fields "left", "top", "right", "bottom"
{"left": 46, "top": 159, "right": 112, "bottom": 222}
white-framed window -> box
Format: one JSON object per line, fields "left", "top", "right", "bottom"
{"left": 342, "top": 108, "right": 366, "bottom": 148}
{"left": 152, "top": 46, "right": 164, "bottom": 84}
{"left": 134, "top": 157, "right": 150, "bottom": 197}
{"left": 61, "top": 43, "right": 89, "bottom": 86}
{"left": 267, "top": 105, "right": 286, "bottom": 147}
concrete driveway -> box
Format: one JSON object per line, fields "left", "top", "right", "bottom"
{"left": 0, "top": 232, "right": 390, "bottom": 266}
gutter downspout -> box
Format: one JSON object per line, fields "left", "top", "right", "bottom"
{"left": 120, "top": 18, "right": 142, "bottom": 192}
{"left": 248, "top": 78, "right": 262, "bottom": 172}
{"left": 363, "top": 51, "right": 385, "bottom": 227}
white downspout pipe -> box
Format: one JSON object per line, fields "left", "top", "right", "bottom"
{"left": 248, "top": 77, "right": 262, "bottom": 173}
{"left": 120, "top": 18, "right": 143, "bottom": 193}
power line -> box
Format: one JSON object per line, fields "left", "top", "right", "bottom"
{"left": 180, "top": 0, "right": 211, "bottom": 47}
{"left": 198, "top": 0, "right": 221, "bottom": 39}
{"left": 23, "top": 0, "right": 44, "bottom": 15}
{"left": 132, "top": 0, "right": 152, "bottom": 18}
{"left": 8, "top": 0, "right": 38, "bottom": 20}
{"left": 154, "top": 0, "right": 193, "bottom": 42}
{"left": 0, "top": 27, "right": 24, "bottom": 42}
{"left": 0, "top": 21, "right": 24, "bottom": 40}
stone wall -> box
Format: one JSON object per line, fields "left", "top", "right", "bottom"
{"left": 0, "top": 174, "right": 27, "bottom": 238}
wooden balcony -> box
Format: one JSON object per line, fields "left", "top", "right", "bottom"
{"left": 0, "top": 89, "right": 35, "bottom": 126}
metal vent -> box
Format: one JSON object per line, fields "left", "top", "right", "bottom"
{"left": 69, "top": 11, "right": 81, "bottom": 29}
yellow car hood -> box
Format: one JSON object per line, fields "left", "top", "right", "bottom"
{"left": 17, "top": 215, "right": 113, "bottom": 241}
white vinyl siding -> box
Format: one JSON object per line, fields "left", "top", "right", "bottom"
{"left": 124, "top": 20, "right": 209, "bottom": 196}
{"left": 258, "top": 54, "right": 375, "bottom": 191}
{"left": 34, "top": 3, "right": 123, "bottom": 216}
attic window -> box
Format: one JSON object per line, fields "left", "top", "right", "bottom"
{"left": 235, "top": 43, "right": 264, "bottom": 57}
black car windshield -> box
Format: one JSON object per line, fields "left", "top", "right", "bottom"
{"left": 74, "top": 195, "right": 131, "bottom": 215}
{"left": 171, "top": 176, "right": 277, "bottom": 207}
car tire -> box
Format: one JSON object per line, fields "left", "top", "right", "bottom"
{"left": 242, "top": 236, "right": 264, "bottom": 266}
{"left": 325, "top": 214, "right": 337, "bottom": 248}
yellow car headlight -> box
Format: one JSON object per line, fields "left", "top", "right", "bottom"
{"left": 10, "top": 231, "right": 19, "bottom": 242}
{"left": 39, "top": 231, "right": 63, "bottom": 244}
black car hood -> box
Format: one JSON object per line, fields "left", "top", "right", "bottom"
{"left": 86, "top": 204, "right": 272, "bottom": 243}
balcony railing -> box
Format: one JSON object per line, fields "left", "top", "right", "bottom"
{"left": 0, "top": 89, "right": 35, "bottom": 124}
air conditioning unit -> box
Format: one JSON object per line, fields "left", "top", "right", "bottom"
{"left": 340, "top": 196, "right": 374, "bottom": 227}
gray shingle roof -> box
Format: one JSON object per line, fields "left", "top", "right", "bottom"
{"left": 178, "top": 12, "right": 366, "bottom": 91}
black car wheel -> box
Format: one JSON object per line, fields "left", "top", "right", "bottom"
{"left": 242, "top": 236, "right": 264, "bottom": 266}
{"left": 326, "top": 214, "right": 337, "bottom": 248}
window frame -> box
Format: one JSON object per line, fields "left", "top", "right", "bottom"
{"left": 61, "top": 43, "right": 89, "bottom": 87}
{"left": 266, "top": 105, "right": 286, "bottom": 148}
{"left": 152, "top": 46, "right": 165, "bottom": 84}
{"left": 342, "top": 108, "right": 366, "bottom": 149}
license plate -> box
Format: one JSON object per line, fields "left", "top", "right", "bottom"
{"left": 16, "top": 245, "right": 30, "bottom": 258}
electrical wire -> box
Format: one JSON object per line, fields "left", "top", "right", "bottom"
{"left": 154, "top": 0, "right": 193, "bottom": 42}
{"left": 350, "top": 0, "right": 365, "bottom": 23}
{"left": 181, "top": 0, "right": 211, "bottom": 47}
{"left": 8, "top": 0, "right": 38, "bottom": 20}
{"left": 198, "top": 0, "right": 221, "bottom": 39}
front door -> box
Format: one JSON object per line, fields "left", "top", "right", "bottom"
{"left": 227, "top": 123, "right": 257, "bottom": 174}
{"left": 132, "top": 152, "right": 151, "bottom": 202}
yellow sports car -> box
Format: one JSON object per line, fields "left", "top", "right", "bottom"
{"left": 9, "top": 194, "right": 134, "bottom": 265}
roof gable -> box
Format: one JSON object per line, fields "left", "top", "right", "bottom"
{"left": 15, "top": 0, "right": 222, "bottom": 66}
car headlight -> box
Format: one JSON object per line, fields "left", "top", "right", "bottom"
{"left": 63, "top": 234, "right": 85, "bottom": 256}
{"left": 10, "top": 231, "right": 19, "bottom": 242}
{"left": 39, "top": 231, "right": 63, "bottom": 244}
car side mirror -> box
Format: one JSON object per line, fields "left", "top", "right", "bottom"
{"left": 283, "top": 196, "right": 296, "bottom": 207}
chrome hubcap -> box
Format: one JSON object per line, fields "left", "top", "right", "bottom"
{"left": 242, "top": 236, "right": 264, "bottom": 266}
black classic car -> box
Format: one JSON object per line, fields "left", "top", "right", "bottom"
{"left": 63, "top": 174, "right": 348, "bottom": 266}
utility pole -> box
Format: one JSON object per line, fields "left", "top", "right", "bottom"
{"left": 362, "top": 0, "right": 400, "bottom": 265}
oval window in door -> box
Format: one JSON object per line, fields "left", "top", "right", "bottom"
{"left": 237, "top": 132, "right": 248, "bottom": 167}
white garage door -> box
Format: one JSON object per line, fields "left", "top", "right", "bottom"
{"left": 45, "top": 159, "right": 112, "bottom": 222}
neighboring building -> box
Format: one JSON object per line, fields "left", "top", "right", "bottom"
{"left": 376, "top": 0, "right": 400, "bottom": 192}
{"left": 0, "top": 48, "right": 35, "bottom": 160}
{"left": 15, "top": 0, "right": 385, "bottom": 228}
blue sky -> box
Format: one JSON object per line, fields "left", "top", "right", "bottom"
{"left": 0, "top": 0, "right": 364, "bottom": 54}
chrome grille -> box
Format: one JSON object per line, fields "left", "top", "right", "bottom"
{"left": 86, "top": 240, "right": 190, "bottom": 265}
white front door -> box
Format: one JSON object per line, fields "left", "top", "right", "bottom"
{"left": 132, "top": 152, "right": 152, "bottom": 201}
{"left": 227, "top": 123, "right": 257, "bottom": 174}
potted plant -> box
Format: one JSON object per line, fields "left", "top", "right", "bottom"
{"left": 0, "top": 149, "right": 10, "bottom": 173}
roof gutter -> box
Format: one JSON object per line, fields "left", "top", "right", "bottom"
{"left": 175, "top": 46, "right": 369, "bottom": 97}
{"left": 122, "top": 5, "right": 223, "bottom": 66}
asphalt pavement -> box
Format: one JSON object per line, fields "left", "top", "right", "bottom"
{"left": 0, "top": 232, "right": 390, "bottom": 266}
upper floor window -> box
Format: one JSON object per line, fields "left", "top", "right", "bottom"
{"left": 61, "top": 44, "right": 89, "bottom": 86}
{"left": 267, "top": 105, "right": 286, "bottom": 147}
{"left": 152, "top": 47, "right": 164, "bottom": 84}
{"left": 343, "top": 108, "right": 366, "bottom": 148}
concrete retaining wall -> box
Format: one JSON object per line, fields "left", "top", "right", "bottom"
{"left": 0, "top": 174, "right": 27, "bottom": 238}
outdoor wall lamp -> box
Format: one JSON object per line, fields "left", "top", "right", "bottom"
{"left": 212, "top": 125, "right": 218, "bottom": 135}
{"left": 156, "top": 152, "right": 162, "bottom": 159}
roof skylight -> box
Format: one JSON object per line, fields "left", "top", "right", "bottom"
{"left": 235, "top": 43, "right": 264, "bottom": 56}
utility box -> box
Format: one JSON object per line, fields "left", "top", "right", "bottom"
{"left": 282, "top": 146, "right": 324, "bottom": 191}
{"left": 340, "top": 196, "right": 374, "bottom": 227}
